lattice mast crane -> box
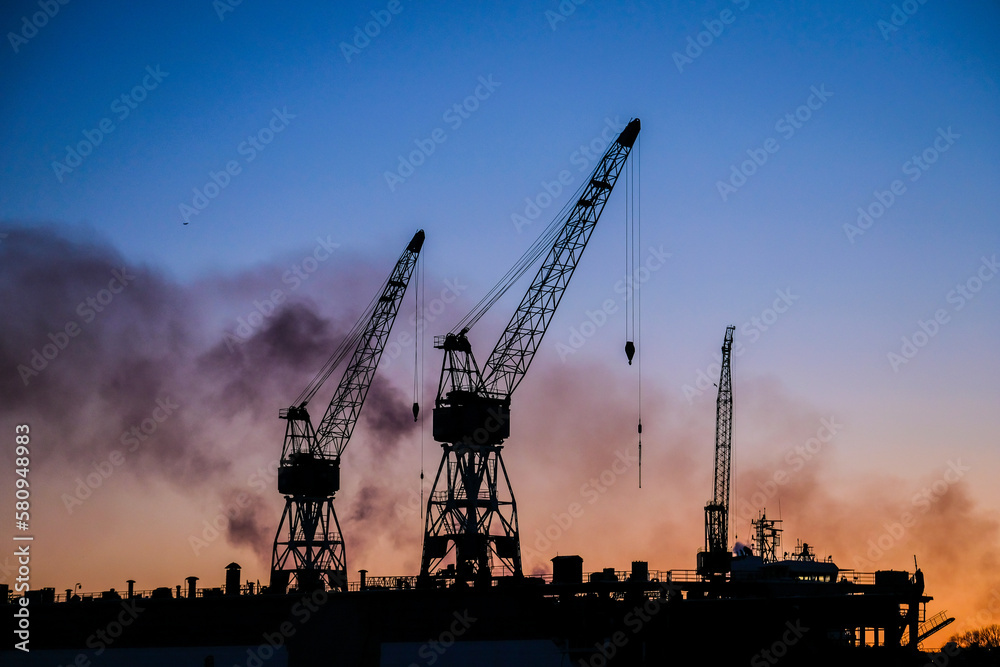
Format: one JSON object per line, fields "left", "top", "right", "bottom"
{"left": 271, "top": 230, "right": 424, "bottom": 592}
{"left": 420, "top": 119, "right": 641, "bottom": 586}
{"left": 699, "top": 325, "right": 735, "bottom": 578}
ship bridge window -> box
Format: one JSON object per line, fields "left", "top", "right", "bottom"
{"left": 796, "top": 574, "right": 832, "bottom": 582}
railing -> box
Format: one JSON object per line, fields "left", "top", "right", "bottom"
{"left": 24, "top": 568, "right": 675, "bottom": 602}
{"left": 430, "top": 490, "right": 493, "bottom": 502}
{"left": 26, "top": 582, "right": 262, "bottom": 603}
{"left": 839, "top": 571, "right": 877, "bottom": 586}
{"left": 918, "top": 610, "right": 955, "bottom": 643}
{"left": 11, "top": 566, "right": 911, "bottom": 605}
{"left": 354, "top": 576, "right": 419, "bottom": 591}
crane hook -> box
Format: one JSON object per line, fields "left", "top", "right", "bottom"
{"left": 625, "top": 341, "right": 635, "bottom": 365}
{"left": 412, "top": 402, "right": 419, "bottom": 422}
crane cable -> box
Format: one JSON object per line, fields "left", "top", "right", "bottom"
{"left": 623, "top": 136, "right": 643, "bottom": 487}
{"left": 624, "top": 135, "right": 642, "bottom": 485}
{"left": 732, "top": 379, "right": 737, "bottom": 545}
{"left": 636, "top": 137, "right": 642, "bottom": 489}
{"left": 292, "top": 274, "right": 388, "bottom": 408}
{"left": 415, "top": 247, "right": 426, "bottom": 521}
{"left": 413, "top": 248, "right": 422, "bottom": 423}
{"left": 625, "top": 144, "right": 633, "bottom": 361}
{"left": 451, "top": 166, "right": 594, "bottom": 335}
{"left": 730, "top": 330, "right": 737, "bottom": 546}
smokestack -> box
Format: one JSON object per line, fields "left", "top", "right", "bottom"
{"left": 186, "top": 576, "right": 199, "bottom": 599}
{"left": 126, "top": 580, "right": 135, "bottom": 599}
{"left": 359, "top": 569, "right": 367, "bottom": 590}
{"left": 225, "top": 563, "right": 241, "bottom": 596}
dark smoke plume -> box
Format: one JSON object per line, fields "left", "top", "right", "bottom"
{"left": 0, "top": 221, "right": 411, "bottom": 568}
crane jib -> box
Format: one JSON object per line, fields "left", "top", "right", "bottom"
{"left": 481, "top": 118, "right": 640, "bottom": 400}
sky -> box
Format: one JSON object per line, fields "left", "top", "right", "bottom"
{"left": 1, "top": 0, "right": 999, "bottom": 649}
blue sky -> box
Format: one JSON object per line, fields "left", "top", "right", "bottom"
{"left": 2, "top": 0, "right": 999, "bottom": 636}
{"left": 4, "top": 2, "right": 996, "bottom": 279}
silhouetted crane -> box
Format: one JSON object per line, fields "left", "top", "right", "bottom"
{"left": 699, "top": 325, "right": 734, "bottom": 578}
{"left": 271, "top": 230, "right": 424, "bottom": 592}
{"left": 420, "top": 119, "right": 641, "bottom": 586}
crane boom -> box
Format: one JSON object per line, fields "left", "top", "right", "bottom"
{"left": 482, "top": 119, "right": 640, "bottom": 400}
{"left": 700, "top": 324, "right": 734, "bottom": 578}
{"left": 712, "top": 325, "right": 735, "bottom": 524}
{"left": 313, "top": 231, "right": 425, "bottom": 457}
